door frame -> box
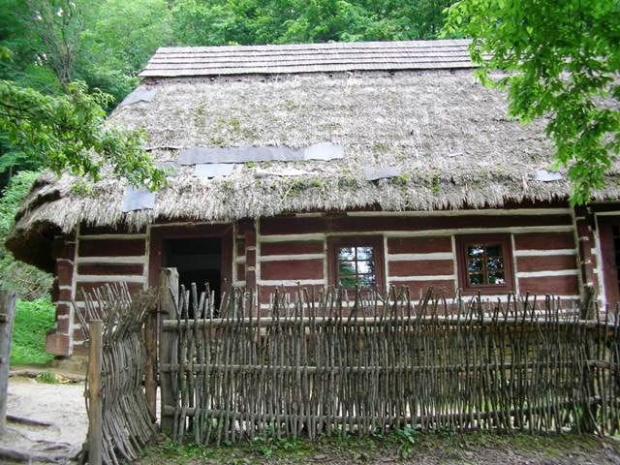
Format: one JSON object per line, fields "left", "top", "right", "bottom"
{"left": 148, "top": 223, "right": 233, "bottom": 293}
{"left": 598, "top": 216, "right": 620, "bottom": 306}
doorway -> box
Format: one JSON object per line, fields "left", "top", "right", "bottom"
{"left": 163, "top": 237, "right": 221, "bottom": 298}
{"left": 149, "top": 224, "right": 233, "bottom": 310}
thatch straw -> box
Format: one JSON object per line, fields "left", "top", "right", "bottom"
{"left": 7, "top": 68, "right": 620, "bottom": 269}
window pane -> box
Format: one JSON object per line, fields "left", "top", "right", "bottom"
{"left": 468, "top": 258, "right": 482, "bottom": 273}
{"left": 486, "top": 245, "right": 502, "bottom": 257}
{"left": 487, "top": 256, "right": 504, "bottom": 272}
{"left": 339, "top": 276, "right": 358, "bottom": 288}
{"left": 357, "top": 275, "right": 376, "bottom": 287}
{"left": 356, "top": 247, "right": 373, "bottom": 261}
{"left": 464, "top": 240, "right": 508, "bottom": 287}
{"left": 488, "top": 270, "right": 505, "bottom": 285}
{"left": 339, "top": 260, "right": 355, "bottom": 274}
{"left": 337, "top": 245, "right": 377, "bottom": 288}
{"left": 338, "top": 247, "right": 355, "bottom": 261}
{"left": 467, "top": 245, "right": 485, "bottom": 257}
{"left": 357, "top": 260, "right": 374, "bottom": 274}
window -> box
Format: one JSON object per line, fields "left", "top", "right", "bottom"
{"left": 456, "top": 234, "right": 514, "bottom": 293}
{"left": 328, "top": 237, "right": 385, "bottom": 290}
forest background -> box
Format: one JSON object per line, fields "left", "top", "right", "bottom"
{"left": 0, "top": 0, "right": 456, "bottom": 363}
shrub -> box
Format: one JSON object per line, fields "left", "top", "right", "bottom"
{"left": 10, "top": 296, "right": 55, "bottom": 366}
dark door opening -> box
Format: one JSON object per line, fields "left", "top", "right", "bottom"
{"left": 163, "top": 237, "right": 222, "bottom": 309}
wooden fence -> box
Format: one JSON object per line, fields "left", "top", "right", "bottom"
{"left": 78, "top": 284, "right": 157, "bottom": 464}
{"left": 159, "top": 269, "right": 620, "bottom": 444}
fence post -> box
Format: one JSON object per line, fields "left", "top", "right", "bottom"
{"left": 159, "top": 268, "right": 179, "bottom": 434}
{"left": 88, "top": 320, "right": 103, "bottom": 465}
{"left": 0, "top": 291, "right": 17, "bottom": 433}
{"left": 144, "top": 306, "right": 157, "bottom": 420}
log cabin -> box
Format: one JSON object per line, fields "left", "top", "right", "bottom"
{"left": 6, "top": 39, "right": 620, "bottom": 357}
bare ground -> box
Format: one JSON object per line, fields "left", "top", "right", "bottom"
{"left": 1, "top": 375, "right": 87, "bottom": 463}
{"left": 4, "top": 375, "right": 620, "bottom": 465}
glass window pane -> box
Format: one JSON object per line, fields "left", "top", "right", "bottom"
{"left": 486, "top": 245, "right": 502, "bottom": 257}
{"left": 356, "top": 247, "right": 374, "bottom": 261}
{"left": 487, "top": 256, "right": 504, "bottom": 272}
{"left": 338, "top": 247, "right": 354, "bottom": 261}
{"left": 339, "top": 260, "right": 356, "bottom": 275}
{"left": 357, "top": 260, "right": 374, "bottom": 274}
{"left": 488, "top": 271, "right": 505, "bottom": 285}
{"left": 357, "top": 275, "right": 376, "bottom": 287}
{"left": 469, "top": 274, "right": 484, "bottom": 285}
{"left": 467, "top": 245, "right": 485, "bottom": 257}
{"left": 337, "top": 244, "right": 377, "bottom": 288}
{"left": 468, "top": 258, "right": 482, "bottom": 273}
{"left": 339, "top": 276, "right": 358, "bottom": 288}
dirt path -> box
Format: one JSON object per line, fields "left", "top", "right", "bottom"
{"left": 1, "top": 376, "right": 87, "bottom": 463}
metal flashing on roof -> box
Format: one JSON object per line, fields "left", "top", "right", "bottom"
{"left": 364, "top": 166, "right": 402, "bottom": 181}
{"left": 194, "top": 163, "right": 236, "bottom": 178}
{"left": 304, "top": 143, "right": 343, "bottom": 161}
{"left": 177, "top": 144, "right": 343, "bottom": 165}
{"left": 119, "top": 87, "right": 157, "bottom": 107}
{"left": 535, "top": 170, "right": 562, "bottom": 182}
{"left": 122, "top": 186, "right": 156, "bottom": 212}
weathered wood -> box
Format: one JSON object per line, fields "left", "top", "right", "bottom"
{"left": 87, "top": 320, "right": 103, "bottom": 465}
{"left": 159, "top": 284, "right": 620, "bottom": 444}
{"left": 79, "top": 283, "right": 156, "bottom": 464}
{"left": 159, "top": 268, "right": 179, "bottom": 434}
{"left": 0, "top": 291, "right": 17, "bottom": 433}
{"left": 144, "top": 307, "right": 157, "bottom": 420}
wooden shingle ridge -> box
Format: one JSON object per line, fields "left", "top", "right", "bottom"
{"left": 140, "top": 39, "right": 473, "bottom": 77}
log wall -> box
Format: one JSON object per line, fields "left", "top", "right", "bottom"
{"left": 253, "top": 209, "right": 584, "bottom": 306}
{"left": 48, "top": 207, "right": 599, "bottom": 355}
{"left": 47, "top": 225, "right": 149, "bottom": 356}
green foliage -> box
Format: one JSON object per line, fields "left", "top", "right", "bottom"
{"left": 0, "top": 80, "right": 165, "bottom": 189}
{"left": 10, "top": 296, "right": 55, "bottom": 366}
{"left": 36, "top": 370, "right": 59, "bottom": 383}
{"left": 171, "top": 0, "right": 457, "bottom": 46}
{"left": 443, "top": 0, "right": 620, "bottom": 204}
{"left": 77, "top": 0, "right": 172, "bottom": 103}
{"left": 0, "top": 171, "right": 52, "bottom": 298}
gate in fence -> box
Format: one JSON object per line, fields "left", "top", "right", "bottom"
{"left": 157, "top": 267, "right": 620, "bottom": 444}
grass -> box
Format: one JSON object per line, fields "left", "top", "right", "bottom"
{"left": 9, "top": 296, "right": 55, "bottom": 366}
{"left": 137, "top": 430, "right": 620, "bottom": 465}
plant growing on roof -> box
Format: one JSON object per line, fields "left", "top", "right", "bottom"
{"left": 443, "top": 0, "right": 620, "bottom": 204}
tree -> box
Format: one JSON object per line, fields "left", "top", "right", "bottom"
{"left": 171, "top": 0, "right": 457, "bottom": 46}
{"left": 77, "top": 0, "right": 172, "bottom": 104}
{"left": 0, "top": 171, "right": 52, "bottom": 298}
{"left": 24, "top": 0, "right": 89, "bottom": 87}
{"left": 0, "top": 77, "right": 165, "bottom": 189}
{"left": 443, "top": 0, "right": 620, "bottom": 204}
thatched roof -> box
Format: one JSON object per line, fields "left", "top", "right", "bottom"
{"left": 8, "top": 39, "right": 620, "bottom": 270}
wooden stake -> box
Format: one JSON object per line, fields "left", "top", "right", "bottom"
{"left": 159, "top": 268, "right": 179, "bottom": 434}
{"left": 88, "top": 320, "right": 103, "bottom": 465}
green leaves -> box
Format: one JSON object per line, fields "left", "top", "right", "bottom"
{"left": 0, "top": 80, "right": 165, "bottom": 190}
{"left": 443, "top": 0, "right": 620, "bottom": 204}
{"left": 170, "top": 0, "right": 458, "bottom": 46}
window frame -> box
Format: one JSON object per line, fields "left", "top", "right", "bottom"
{"left": 456, "top": 234, "right": 515, "bottom": 294}
{"left": 327, "top": 236, "right": 385, "bottom": 291}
